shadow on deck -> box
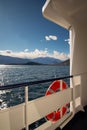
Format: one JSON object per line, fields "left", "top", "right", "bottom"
{"left": 56, "top": 106, "right": 87, "bottom": 130}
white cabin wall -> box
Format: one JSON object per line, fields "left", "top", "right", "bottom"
{"left": 71, "top": 25, "right": 87, "bottom": 74}
{"left": 70, "top": 24, "right": 87, "bottom": 106}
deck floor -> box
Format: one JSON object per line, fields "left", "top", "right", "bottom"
{"left": 57, "top": 106, "right": 87, "bottom": 130}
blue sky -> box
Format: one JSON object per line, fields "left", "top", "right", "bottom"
{"left": 0, "top": 0, "right": 69, "bottom": 61}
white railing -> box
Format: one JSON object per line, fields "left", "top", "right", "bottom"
{"left": 0, "top": 74, "right": 83, "bottom": 130}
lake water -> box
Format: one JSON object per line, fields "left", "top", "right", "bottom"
{"left": 0, "top": 65, "right": 69, "bottom": 108}
{"left": 0, "top": 65, "right": 70, "bottom": 129}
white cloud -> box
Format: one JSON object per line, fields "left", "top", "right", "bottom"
{"left": 24, "top": 49, "right": 29, "bottom": 52}
{"left": 49, "top": 35, "right": 58, "bottom": 40}
{"left": 45, "top": 36, "right": 50, "bottom": 41}
{"left": 45, "top": 35, "right": 58, "bottom": 41}
{"left": 0, "top": 50, "right": 12, "bottom": 55}
{"left": 52, "top": 51, "right": 69, "bottom": 61}
{"left": 0, "top": 49, "right": 69, "bottom": 61}
{"left": 64, "top": 39, "right": 70, "bottom": 44}
{"left": 5, "top": 50, "right": 12, "bottom": 54}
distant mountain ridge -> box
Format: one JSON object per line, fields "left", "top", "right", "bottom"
{"left": 32, "top": 57, "right": 61, "bottom": 64}
{"left": 0, "top": 55, "right": 32, "bottom": 65}
{"left": 0, "top": 55, "right": 69, "bottom": 65}
{"left": 58, "top": 59, "right": 70, "bottom": 66}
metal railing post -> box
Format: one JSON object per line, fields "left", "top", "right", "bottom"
{"left": 25, "top": 86, "right": 28, "bottom": 130}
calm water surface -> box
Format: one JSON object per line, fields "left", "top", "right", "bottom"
{"left": 0, "top": 65, "right": 69, "bottom": 107}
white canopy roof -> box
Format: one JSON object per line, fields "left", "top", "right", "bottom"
{"left": 42, "top": 0, "right": 87, "bottom": 29}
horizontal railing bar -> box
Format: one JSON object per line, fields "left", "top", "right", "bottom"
{"left": 0, "top": 75, "right": 73, "bottom": 90}
{"left": 28, "top": 88, "right": 72, "bottom": 125}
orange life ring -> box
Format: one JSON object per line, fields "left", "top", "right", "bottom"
{"left": 45, "top": 80, "right": 69, "bottom": 122}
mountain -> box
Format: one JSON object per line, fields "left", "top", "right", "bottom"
{"left": 0, "top": 55, "right": 29, "bottom": 64}
{"left": 58, "top": 59, "right": 70, "bottom": 66}
{"left": 25, "top": 62, "right": 42, "bottom": 65}
{"left": 0, "top": 55, "right": 68, "bottom": 65}
{"left": 0, "top": 55, "right": 39, "bottom": 65}
{"left": 32, "top": 57, "right": 62, "bottom": 64}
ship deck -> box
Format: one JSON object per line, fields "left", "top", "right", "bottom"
{"left": 56, "top": 106, "right": 87, "bottom": 130}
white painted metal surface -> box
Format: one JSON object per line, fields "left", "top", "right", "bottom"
{"left": 0, "top": 80, "right": 83, "bottom": 130}
{"left": 28, "top": 88, "right": 72, "bottom": 125}
{"left": 25, "top": 86, "right": 29, "bottom": 130}
{"left": 0, "top": 87, "right": 73, "bottom": 130}
{"left": 42, "top": 0, "right": 87, "bottom": 116}
{"left": 0, "top": 104, "right": 25, "bottom": 130}
{"left": 42, "top": 0, "right": 87, "bottom": 29}
{"left": 35, "top": 113, "right": 72, "bottom": 130}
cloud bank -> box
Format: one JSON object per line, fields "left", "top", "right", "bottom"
{"left": 0, "top": 49, "right": 69, "bottom": 61}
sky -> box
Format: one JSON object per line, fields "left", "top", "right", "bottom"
{"left": 0, "top": 0, "right": 69, "bottom": 61}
